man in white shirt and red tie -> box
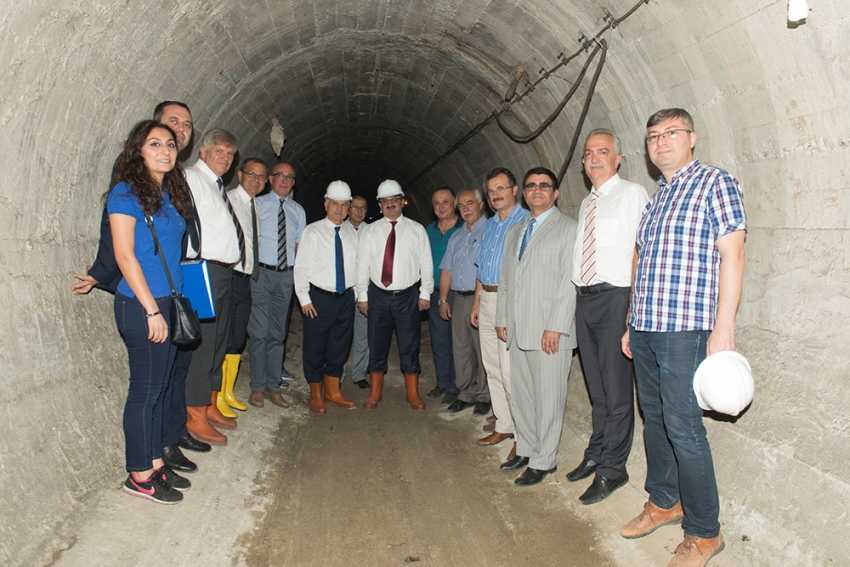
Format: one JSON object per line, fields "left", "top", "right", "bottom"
{"left": 355, "top": 180, "right": 433, "bottom": 410}
{"left": 294, "top": 181, "right": 359, "bottom": 414}
{"left": 567, "top": 129, "right": 648, "bottom": 504}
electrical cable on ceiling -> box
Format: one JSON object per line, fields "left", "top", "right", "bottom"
{"left": 406, "top": 0, "right": 651, "bottom": 187}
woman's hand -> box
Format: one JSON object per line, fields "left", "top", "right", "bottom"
{"left": 147, "top": 312, "right": 169, "bottom": 343}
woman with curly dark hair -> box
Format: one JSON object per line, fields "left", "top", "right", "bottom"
{"left": 107, "top": 119, "right": 193, "bottom": 504}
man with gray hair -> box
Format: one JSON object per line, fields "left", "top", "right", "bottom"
{"left": 566, "top": 128, "right": 648, "bottom": 505}
{"left": 182, "top": 128, "right": 242, "bottom": 445}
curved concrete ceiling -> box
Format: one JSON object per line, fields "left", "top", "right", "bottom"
{"left": 3, "top": 1, "right": 850, "bottom": 566}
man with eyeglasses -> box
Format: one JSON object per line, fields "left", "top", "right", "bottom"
{"left": 355, "top": 180, "right": 433, "bottom": 410}
{"left": 218, "top": 158, "right": 268, "bottom": 419}
{"left": 565, "top": 129, "right": 649, "bottom": 505}
{"left": 495, "top": 167, "right": 577, "bottom": 487}
{"left": 247, "top": 162, "right": 305, "bottom": 409}
{"left": 470, "top": 167, "right": 529, "bottom": 465}
{"left": 341, "top": 195, "right": 371, "bottom": 390}
{"left": 620, "top": 108, "right": 746, "bottom": 567}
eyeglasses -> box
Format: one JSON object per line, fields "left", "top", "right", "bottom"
{"left": 524, "top": 182, "right": 554, "bottom": 192}
{"left": 241, "top": 171, "right": 268, "bottom": 182}
{"left": 379, "top": 197, "right": 403, "bottom": 204}
{"left": 486, "top": 186, "right": 512, "bottom": 196}
{"left": 646, "top": 129, "right": 692, "bottom": 145}
{"left": 270, "top": 173, "right": 296, "bottom": 182}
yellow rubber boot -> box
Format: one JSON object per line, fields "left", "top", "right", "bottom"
{"left": 223, "top": 354, "right": 248, "bottom": 411}
{"left": 216, "top": 359, "right": 238, "bottom": 419}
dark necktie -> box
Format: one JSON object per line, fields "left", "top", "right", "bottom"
{"left": 277, "top": 199, "right": 288, "bottom": 269}
{"left": 381, "top": 221, "right": 397, "bottom": 287}
{"left": 335, "top": 226, "right": 345, "bottom": 294}
{"left": 218, "top": 179, "right": 244, "bottom": 263}
{"left": 518, "top": 218, "right": 536, "bottom": 261}
{"left": 251, "top": 198, "right": 260, "bottom": 281}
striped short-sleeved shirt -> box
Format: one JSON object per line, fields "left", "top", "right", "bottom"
{"left": 630, "top": 160, "right": 747, "bottom": 332}
{"left": 475, "top": 203, "right": 530, "bottom": 285}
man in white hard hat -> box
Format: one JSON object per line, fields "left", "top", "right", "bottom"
{"left": 355, "top": 180, "right": 433, "bottom": 410}
{"left": 621, "top": 108, "right": 747, "bottom": 567}
{"left": 294, "top": 181, "right": 359, "bottom": 414}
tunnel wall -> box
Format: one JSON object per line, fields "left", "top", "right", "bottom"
{"left": 1, "top": 1, "right": 848, "bottom": 565}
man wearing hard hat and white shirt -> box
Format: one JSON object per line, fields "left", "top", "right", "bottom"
{"left": 355, "top": 180, "right": 433, "bottom": 410}
{"left": 295, "top": 181, "right": 359, "bottom": 414}
{"left": 621, "top": 108, "right": 747, "bottom": 567}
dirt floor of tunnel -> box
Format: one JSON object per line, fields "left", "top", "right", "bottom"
{"left": 242, "top": 379, "right": 612, "bottom": 567}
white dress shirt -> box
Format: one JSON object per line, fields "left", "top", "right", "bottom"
{"left": 571, "top": 174, "right": 649, "bottom": 287}
{"left": 295, "top": 218, "right": 359, "bottom": 305}
{"left": 356, "top": 215, "right": 433, "bottom": 301}
{"left": 227, "top": 185, "right": 257, "bottom": 275}
{"left": 184, "top": 159, "right": 240, "bottom": 264}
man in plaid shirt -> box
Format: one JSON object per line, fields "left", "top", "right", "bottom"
{"left": 620, "top": 108, "right": 747, "bottom": 567}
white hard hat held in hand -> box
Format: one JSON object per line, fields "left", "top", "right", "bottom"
{"left": 693, "top": 351, "right": 754, "bottom": 416}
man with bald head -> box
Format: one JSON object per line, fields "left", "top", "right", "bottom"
{"left": 248, "top": 162, "right": 306, "bottom": 409}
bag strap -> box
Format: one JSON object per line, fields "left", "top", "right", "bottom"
{"left": 145, "top": 215, "right": 179, "bottom": 298}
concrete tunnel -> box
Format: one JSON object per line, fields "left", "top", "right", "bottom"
{"left": 2, "top": 0, "right": 848, "bottom": 565}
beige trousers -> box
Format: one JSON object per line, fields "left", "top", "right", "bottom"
{"left": 478, "top": 289, "right": 514, "bottom": 434}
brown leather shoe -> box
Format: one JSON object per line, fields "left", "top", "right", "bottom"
{"left": 477, "top": 431, "right": 514, "bottom": 446}
{"left": 486, "top": 414, "right": 496, "bottom": 423}
{"left": 208, "top": 392, "right": 237, "bottom": 429}
{"left": 323, "top": 375, "right": 355, "bottom": 408}
{"left": 186, "top": 406, "right": 227, "bottom": 446}
{"left": 483, "top": 421, "right": 495, "bottom": 433}
{"left": 265, "top": 391, "right": 291, "bottom": 408}
{"left": 364, "top": 372, "right": 384, "bottom": 409}
{"left": 249, "top": 391, "right": 264, "bottom": 408}
{"left": 404, "top": 373, "right": 426, "bottom": 410}
{"left": 621, "top": 500, "right": 684, "bottom": 539}
{"left": 667, "top": 533, "right": 724, "bottom": 567}
{"left": 308, "top": 383, "right": 326, "bottom": 414}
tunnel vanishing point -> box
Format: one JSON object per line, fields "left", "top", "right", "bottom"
{"left": 1, "top": 1, "right": 848, "bottom": 565}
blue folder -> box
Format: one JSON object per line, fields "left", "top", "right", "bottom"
{"left": 181, "top": 260, "right": 216, "bottom": 320}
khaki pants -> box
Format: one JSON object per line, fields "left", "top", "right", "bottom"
{"left": 478, "top": 289, "right": 514, "bottom": 433}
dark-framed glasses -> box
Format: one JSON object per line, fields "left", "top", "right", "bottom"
{"left": 524, "top": 182, "right": 554, "bottom": 192}
{"left": 242, "top": 171, "right": 268, "bottom": 182}
{"left": 271, "top": 173, "right": 296, "bottom": 182}
{"left": 646, "top": 129, "right": 692, "bottom": 145}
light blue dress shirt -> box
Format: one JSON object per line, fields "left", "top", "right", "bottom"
{"left": 255, "top": 192, "right": 306, "bottom": 266}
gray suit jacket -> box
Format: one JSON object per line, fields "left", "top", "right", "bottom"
{"left": 496, "top": 208, "right": 578, "bottom": 351}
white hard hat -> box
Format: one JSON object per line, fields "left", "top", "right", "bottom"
{"left": 376, "top": 179, "right": 404, "bottom": 200}
{"left": 325, "top": 180, "right": 352, "bottom": 201}
{"left": 693, "top": 351, "right": 754, "bottom": 416}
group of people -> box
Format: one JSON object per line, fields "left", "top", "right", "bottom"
{"left": 72, "top": 101, "right": 745, "bottom": 567}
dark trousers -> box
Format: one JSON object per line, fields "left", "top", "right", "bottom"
{"left": 114, "top": 293, "right": 177, "bottom": 473}
{"left": 428, "top": 290, "right": 457, "bottom": 392}
{"left": 367, "top": 282, "right": 421, "bottom": 375}
{"left": 184, "top": 263, "right": 233, "bottom": 406}
{"left": 302, "top": 287, "right": 355, "bottom": 383}
{"left": 452, "top": 293, "right": 488, "bottom": 403}
{"left": 228, "top": 271, "right": 253, "bottom": 354}
{"left": 575, "top": 286, "right": 634, "bottom": 479}
{"left": 161, "top": 346, "right": 191, "bottom": 447}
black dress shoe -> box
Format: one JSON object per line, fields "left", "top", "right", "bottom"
{"left": 162, "top": 445, "right": 197, "bottom": 473}
{"left": 473, "top": 401, "right": 492, "bottom": 416}
{"left": 447, "top": 399, "right": 474, "bottom": 413}
{"left": 579, "top": 473, "right": 629, "bottom": 505}
{"left": 426, "top": 386, "right": 446, "bottom": 399}
{"left": 565, "top": 457, "right": 598, "bottom": 482}
{"left": 441, "top": 391, "right": 458, "bottom": 406}
{"left": 355, "top": 380, "right": 370, "bottom": 390}
{"left": 499, "top": 456, "right": 529, "bottom": 471}
{"left": 514, "top": 466, "right": 557, "bottom": 486}
{"left": 178, "top": 434, "right": 211, "bottom": 453}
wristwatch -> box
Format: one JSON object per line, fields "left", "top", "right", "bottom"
{"left": 438, "top": 299, "right": 448, "bottom": 306}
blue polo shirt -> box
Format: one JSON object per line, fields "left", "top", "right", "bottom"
{"left": 426, "top": 216, "right": 463, "bottom": 283}
{"left": 475, "top": 203, "right": 529, "bottom": 285}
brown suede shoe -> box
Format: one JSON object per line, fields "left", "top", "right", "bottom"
{"left": 667, "top": 533, "right": 724, "bottom": 567}
{"left": 248, "top": 391, "right": 264, "bottom": 408}
{"left": 265, "top": 391, "right": 290, "bottom": 408}
{"left": 476, "top": 431, "right": 514, "bottom": 446}
{"left": 621, "top": 500, "right": 684, "bottom": 539}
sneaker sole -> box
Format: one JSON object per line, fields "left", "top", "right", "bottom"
{"left": 122, "top": 485, "right": 183, "bottom": 504}
{"left": 621, "top": 516, "right": 683, "bottom": 539}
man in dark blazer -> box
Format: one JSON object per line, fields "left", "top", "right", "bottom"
{"left": 496, "top": 167, "right": 578, "bottom": 486}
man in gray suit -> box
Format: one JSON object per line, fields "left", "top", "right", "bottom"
{"left": 496, "top": 167, "right": 578, "bottom": 486}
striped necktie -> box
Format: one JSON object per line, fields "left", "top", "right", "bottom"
{"left": 581, "top": 191, "right": 599, "bottom": 285}
{"left": 518, "top": 218, "right": 536, "bottom": 261}
{"left": 218, "top": 179, "right": 244, "bottom": 264}
{"left": 277, "top": 198, "right": 288, "bottom": 269}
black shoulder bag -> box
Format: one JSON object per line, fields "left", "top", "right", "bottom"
{"left": 145, "top": 215, "right": 202, "bottom": 345}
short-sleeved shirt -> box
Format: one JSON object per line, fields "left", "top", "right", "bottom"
{"left": 475, "top": 203, "right": 530, "bottom": 285}
{"left": 630, "top": 160, "right": 747, "bottom": 332}
{"left": 440, "top": 217, "right": 486, "bottom": 292}
{"left": 426, "top": 217, "right": 463, "bottom": 283}
{"left": 107, "top": 182, "right": 186, "bottom": 298}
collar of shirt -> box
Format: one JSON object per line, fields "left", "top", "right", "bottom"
{"left": 228, "top": 185, "right": 251, "bottom": 203}
{"left": 657, "top": 159, "right": 700, "bottom": 187}
{"left": 593, "top": 173, "right": 622, "bottom": 196}
{"left": 497, "top": 202, "right": 526, "bottom": 225}
{"left": 465, "top": 216, "right": 486, "bottom": 232}
{"left": 191, "top": 158, "right": 219, "bottom": 186}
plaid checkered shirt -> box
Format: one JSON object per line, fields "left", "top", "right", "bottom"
{"left": 630, "top": 159, "right": 747, "bottom": 332}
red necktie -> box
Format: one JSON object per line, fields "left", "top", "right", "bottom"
{"left": 381, "top": 221, "right": 397, "bottom": 287}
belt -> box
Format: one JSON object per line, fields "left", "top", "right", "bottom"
{"left": 233, "top": 271, "right": 252, "bottom": 279}
{"left": 454, "top": 290, "right": 475, "bottom": 297}
{"left": 310, "top": 284, "right": 352, "bottom": 297}
{"left": 481, "top": 284, "right": 498, "bottom": 293}
{"left": 205, "top": 258, "right": 236, "bottom": 269}
{"left": 371, "top": 283, "right": 416, "bottom": 296}
{"left": 576, "top": 282, "right": 619, "bottom": 296}
{"left": 258, "top": 262, "right": 293, "bottom": 272}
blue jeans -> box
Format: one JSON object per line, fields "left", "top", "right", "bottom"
{"left": 115, "top": 293, "right": 177, "bottom": 473}
{"left": 629, "top": 327, "right": 720, "bottom": 539}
